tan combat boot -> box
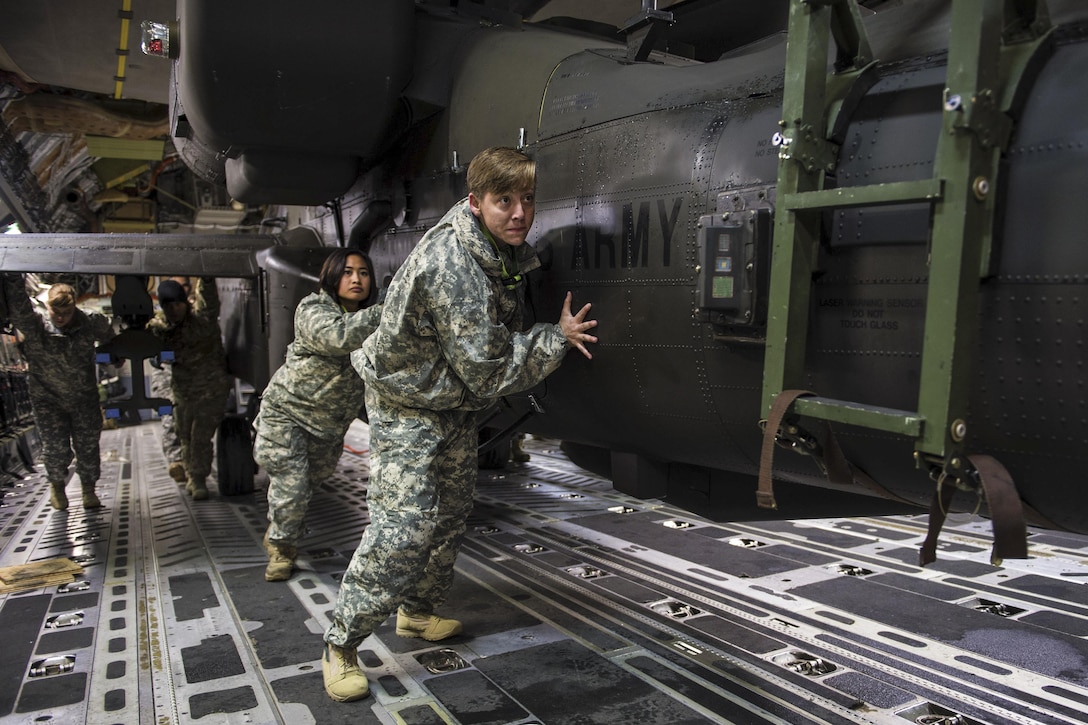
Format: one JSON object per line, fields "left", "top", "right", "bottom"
{"left": 263, "top": 530, "right": 296, "bottom": 582}
{"left": 395, "top": 609, "right": 463, "bottom": 641}
{"left": 186, "top": 477, "right": 208, "bottom": 500}
{"left": 510, "top": 436, "right": 530, "bottom": 463}
{"left": 49, "top": 481, "right": 68, "bottom": 511}
{"left": 168, "top": 461, "right": 187, "bottom": 484}
{"left": 322, "top": 642, "right": 369, "bottom": 702}
{"left": 81, "top": 482, "right": 101, "bottom": 509}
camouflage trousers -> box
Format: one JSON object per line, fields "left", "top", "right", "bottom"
{"left": 148, "top": 364, "right": 180, "bottom": 464}
{"left": 325, "top": 386, "right": 477, "bottom": 649}
{"left": 174, "top": 386, "right": 228, "bottom": 481}
{"left": 31, "top": 395, "right": 102, "bottom": 485}
{"left": 253, "top": 406, "right": 344, "bottom": 545}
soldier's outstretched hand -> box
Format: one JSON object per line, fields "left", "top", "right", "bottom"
{"left": 559, "top": 291, "right": 597, "bottom": 360}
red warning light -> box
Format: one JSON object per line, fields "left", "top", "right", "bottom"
{"left": 140, "top": 20, "right": 174, "bottom": 59}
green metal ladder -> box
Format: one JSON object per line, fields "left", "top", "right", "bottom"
{"left": 761, "top": 0, "right": 1053, "bottom": 476}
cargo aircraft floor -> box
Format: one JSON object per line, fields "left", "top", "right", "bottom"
{"left": 1, "top": 420, "right": 1086, "bottom": 724}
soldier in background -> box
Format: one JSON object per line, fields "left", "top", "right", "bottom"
{"left": 147, "top": 276, "right": 191, "bottom": 484}
{"left": 148, "top": 356, "right": 183, "bottom": 479}
{"left": 253, "top": 248, "right": 381, "bottom": 582}
{"left": 148, "top": 277, "right": 230, "bottom": 500}
{"left": 1, "top": 273, "right": 116, "bottom": 510}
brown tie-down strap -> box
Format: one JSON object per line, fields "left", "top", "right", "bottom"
{"left": 918, "top": 454, "right": 1029, "bottom": 567}
{"left": 757, "top": 390, "right": 813, "bottom": 509}
{"left": 918, "top": 477, "right": 958, "bottom": 566}
{"left": 758, "top": 390, "right": 916, "bottom": 509}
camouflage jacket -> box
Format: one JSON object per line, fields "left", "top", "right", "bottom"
{"left": 147, "top": 277, "right": 230, "bottom": 397}
{"left": 260, "top": 290, "right": 382, "bottom": 440}
{"left": 355, "top": 198, "right": 570, "bottom": 411}
{"left": 2, "top": 273, "right": 115, "bottom": 407}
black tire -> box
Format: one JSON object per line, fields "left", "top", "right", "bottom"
{"left": 217, "top": 414, "right": 255, "bottom": 495}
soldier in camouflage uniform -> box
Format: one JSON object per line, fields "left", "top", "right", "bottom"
{"left": 147, "top": 361, "right": 183, "bottom": 479}
{"left": 253, "top": 249, "right": 381, "bottom": 582}
{"left": 147, "top": 277, "right": 231, "bottom": 501}
{"left": 1, "top": 273, "right": 116, "bottom": 510}
{"left": 148, "top": 276, "right": 191, "bottom": 484}
{"left": 321, "top": 147, "right": 598, "bottom": 702}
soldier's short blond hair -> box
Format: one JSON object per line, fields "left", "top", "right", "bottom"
{"left": 46, "top": 283, "right": 77, "bottom": 309}
{"left": 467, "top": 147, "right": 535, "bottom": 198}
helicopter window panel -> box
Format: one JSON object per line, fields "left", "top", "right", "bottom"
{"left": 713, "top": 276, "right": 734, "bottom": 299}
{"left": 697, "top": 222, "right": 742, "bottom": 311}
{"left": 696, "top": 209, "right": 771, "bottom": 327}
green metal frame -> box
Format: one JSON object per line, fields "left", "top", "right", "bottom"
{"left": 761, "top": 0, "right": 1052, "bottom": 464}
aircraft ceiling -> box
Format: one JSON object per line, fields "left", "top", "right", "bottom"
{"left": 0, "top": 0, "right": 796, "bottom": 103}
{"left": 0, "top": 0, "right": 895, "bottom": 233}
